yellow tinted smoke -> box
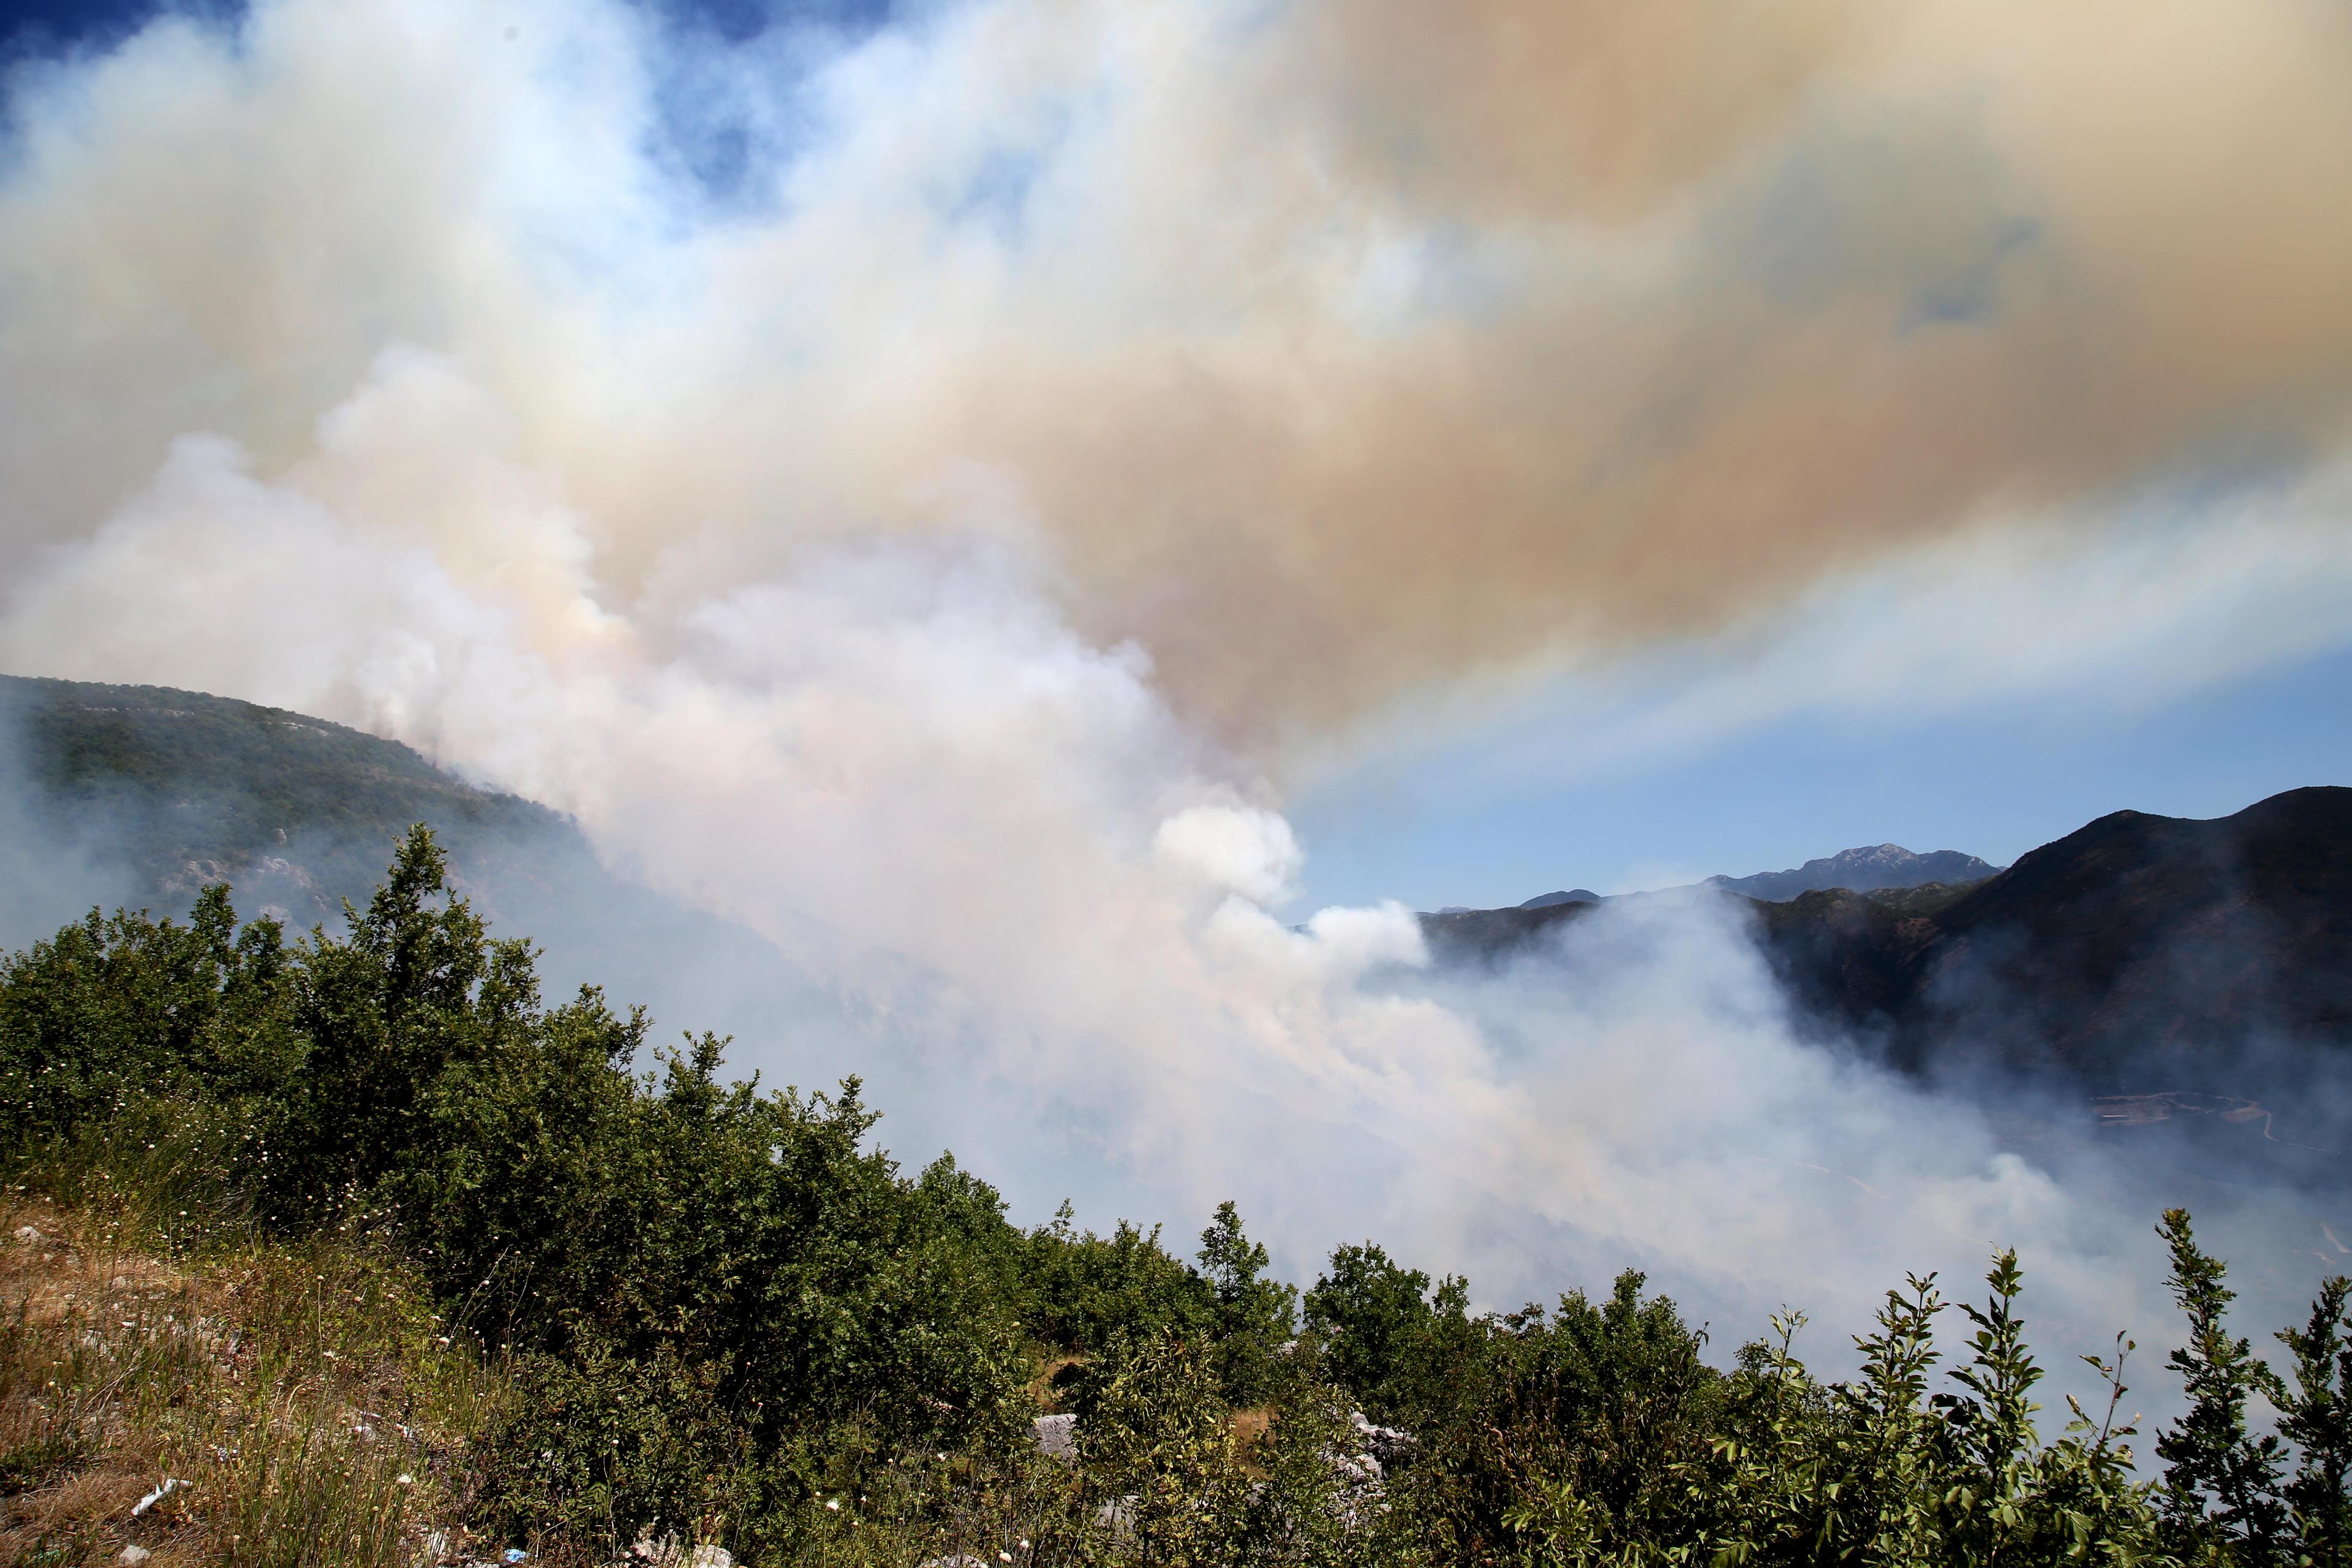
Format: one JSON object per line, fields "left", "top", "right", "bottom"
{"left": 2, "top": 0, "right": 2348, "bottom": 761}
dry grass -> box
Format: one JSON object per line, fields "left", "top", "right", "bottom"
{"left": 0, "top": 1184, "right": 511, "bottom": 1568}
{"left": 1225, "top": 1407, "right": 1277, "bottom": 1472}
{"left": 1024, "top": 1355, "right": 1085, "bottom": 1415}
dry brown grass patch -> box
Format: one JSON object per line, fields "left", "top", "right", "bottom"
{"left": 0, "top": 1188, "right": 508, "bottom": 1567}
{"left": 1226, "top": 1406, "right": 1275, "bottom": 1461}
{"left": 1026, "top": 1352, "right": 1087, "bottom": 1414}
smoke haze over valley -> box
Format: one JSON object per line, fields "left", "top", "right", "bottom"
{"left": 6, "top": 0, "right": 2352, "bottom": 1440}
{"left": 9, "top": 672, "right": 2352, "bottom": 1442}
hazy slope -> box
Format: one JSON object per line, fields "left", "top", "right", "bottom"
{"left": 0, "top": 673, "right": 574, "bottom": 927}
{"left": 1425, "top": 788, "right": 2352, "bottom": 1105}
{"left": 0, "top": 674, "right": 831, "bottom": 1075}
{"left": 17, "top": 674, "right": 2348, "bottom": 1117}
{"left": 1899, "top": 786, "right": 2352, "bottom": 1087}
{"left": 1708, "top": 844, "right": 1999, "bottom": 902}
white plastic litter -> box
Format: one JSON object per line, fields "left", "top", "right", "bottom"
{"left": 131, "top": 1477, "right": 189, "bottom": 1517}
{"left": 620, "top": 1536, "right": 731, "bottom": 1568}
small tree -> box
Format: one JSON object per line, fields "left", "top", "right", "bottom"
{"left": 1306, "top": 1242, "right": 1466, "bottom": 1425}
{"left": 2155, "top": 1208, "right": 2291, "bottom": 1564}
{"left": 1838, "top": 1272, "right": 1944, "bottom": 1564}
{"left": 2275, "top": 1275, "right": 2352, "bottom": 1560}
{"left": 1197, "top": 1200, "right": 1297, "bottom": 1406}
{"left": 1932, "top": 1247, "right": 2045, "bottom": 1556}
{"left": 1077, "top": 1329, "right": 1253, "bottom": 1564}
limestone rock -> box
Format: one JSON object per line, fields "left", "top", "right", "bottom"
{"left": 1031, "top": 1412, "right": 1078, "bottom": 1465}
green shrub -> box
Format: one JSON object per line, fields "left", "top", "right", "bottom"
{"left": 9, "top": 826, "right": 2352, "bottom": 1565}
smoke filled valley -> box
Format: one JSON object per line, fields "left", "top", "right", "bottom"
{"left": 7, "top": 0, "right": 2352, "bottom": 1559}
{"left": 1427, "top": 785, "right": 2352, "bottom": 1129}
{"left": 17, "top": 674, "right": 2352, "bottom": 1168}
{"left": 5, "top": 676, "right": 2352, "bottom": 1562}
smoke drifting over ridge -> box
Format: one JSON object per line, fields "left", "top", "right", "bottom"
{"left": 4, "top": 0, "right": 2352, "bottom": 1387}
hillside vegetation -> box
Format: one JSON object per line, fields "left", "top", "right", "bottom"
{"left": 0, "top": 676, "right": 568, "bottom": 925}
{"left": 2, "top": 831, "right": 2350, "bottom": 1565}
{"left": 0, "top": 677, "right": 789, "bottom": 1069}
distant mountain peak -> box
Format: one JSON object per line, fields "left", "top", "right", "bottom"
{"left": 1708, "top": 844, "right": 1999, "bottom": 902}
{"left": 1518, "top": 889, "right": 1600, "bottom": 910}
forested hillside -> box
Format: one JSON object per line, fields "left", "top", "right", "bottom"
{"left": 0, "top": 674, "right": 586, "bottom": 928}
{"left": 0, "top": 676, "right": 810, "bottom": 1082}
{"left": 2, "top": 831, "right": 2349, "bottom": 1565}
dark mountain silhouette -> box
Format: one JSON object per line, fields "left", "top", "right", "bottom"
{"left": 1425, "top": 788, "right": 2352, "bottom": 1106}
{"left": 1707, "top": 843, "right": 1999, "bottom": 902}
{"left": 1518, "top": 889, "right": 1599, "bottom": 909}
{"left": 1883, "top": 787, "right": 2352, "bottom": 1089}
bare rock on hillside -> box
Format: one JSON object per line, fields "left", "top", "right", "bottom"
{"left": 1033, "top": 1411, "right": 1078, "bottom": 1464}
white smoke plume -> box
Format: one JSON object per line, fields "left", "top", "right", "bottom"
{"left": 0, "top": 349, "right": 2282, "bottom": 1398}
{"left": 3, "top": 0, "right": 2349, "bottom": 1395}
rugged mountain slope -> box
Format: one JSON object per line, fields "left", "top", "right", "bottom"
{"left": 1708, "top": 843, "right": 1999, "bottom": 902}
{"left": 0, "top": 676, "right": 809, "bottom": 1061}
{"left": 1419, "top": 898, "right": 1599, "bottom": 961}
{"left": 0, "top": 674, "right": 572, "bottom": 925}
{"left": 1892, "top": 787, "right": 2352, "bottom": 1087}
{"left": 1425, "top": 788, "right": 2352, "bottom": 1098}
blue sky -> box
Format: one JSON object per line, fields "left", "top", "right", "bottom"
{"left": 0, "top": 0, "right": 178, "bottom": 50}
{"left": 0, "top": 0, "right": 894, "bottom": 48}
{"left": 1290, "top": 636, "right": 2352, "bottom": 911}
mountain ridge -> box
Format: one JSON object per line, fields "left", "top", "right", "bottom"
{"left": 0, "top": 673, "right": 579, "bottom": 929}
{"left": 1706, "top": 843, "right": 2000, "bottom": 902}
{"left": 1501, "top": 843, "right": 1999, "bottom": 912}
{"left": 10, "top": 674, "right": 2347, "bottom": 1108}
{"left": 1423, "top": 786, "right": 2352, "bottom": 1102}
{"left": 0, "top": 674, "right": 824, "bottom": 1074}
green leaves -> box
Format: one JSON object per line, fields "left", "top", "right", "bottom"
{"left": 10, "top": 831, "right": 2352, "bottom": 1567}
{"left": 0, "top": 827, "right": 1033, "bottom": 1551}
{"left": 1199, "top": 1200, "right": 1298, "bottom": 1407}
{"left": 2274, "top": 1275, "right": 2352, "bottom": 1560}
{"left": 1305, "top": 1243, "right": 1470, "bottom": 1428}
{"left": 1479, "top": 1254, "right": 2183, "bottom": 1568}
{"left": 2156, "top": 1208, "right": 2293, "bottom": 1563}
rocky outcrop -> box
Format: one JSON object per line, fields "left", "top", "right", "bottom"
{"left": 1708, "top": 844, "right": 2000, "bottom": 902}
{"left": 1032, "top": 1412, "right": 1078, "bottom": 1465}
